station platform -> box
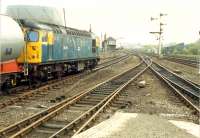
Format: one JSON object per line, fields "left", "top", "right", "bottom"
{"left": 73, "top": 112, "right": 199, "bottom": 138}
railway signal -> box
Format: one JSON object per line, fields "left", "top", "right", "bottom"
{"left": 150, "top": 13, "right": 167, "bottom": 58}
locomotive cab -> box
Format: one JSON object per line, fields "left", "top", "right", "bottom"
{"left": 18, "top": 28, "right": 54, "bottom": 63}
{"left": 17, "top": 29, "right": 41, "bottom": 64}
{"left": 17, "top": 27, "right": 55, "bottom": 80}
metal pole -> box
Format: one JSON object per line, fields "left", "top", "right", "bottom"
{"left": 158, "top": 34, "right": 161, "bottom": 57}
{"left": 63, "top": 8, "right": 67, "bottom": 28}
{"left": 198, "top": 31, "right": 200, "bottom": 74}
{"left": 158, "top": 15, "right": 162, "bottom": 58}
{"left": 198, "top": 53, "right": 200, "bottom": 74}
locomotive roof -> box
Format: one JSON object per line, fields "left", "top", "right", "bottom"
{"left": 20, "top": 19, "right": 91, "bottom": 37}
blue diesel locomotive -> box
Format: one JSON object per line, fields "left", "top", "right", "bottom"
{"left": 1, "top": 19, "right": 100, "bottom": 88}
{"left": 19, "top": 20, "right": 100, "bottom": 81}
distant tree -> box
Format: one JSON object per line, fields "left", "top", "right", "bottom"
{"left": 169, "top": 41, "right": 200, "bottom": 55}
{"left": 186, "top": 42, "right": 200, "bottom": 55}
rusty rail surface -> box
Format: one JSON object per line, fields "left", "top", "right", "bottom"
{"left": 0, "top": 58, "right": 146, "bottom": 138}
{"left": 163, "top": 56, "right": 199, "bottom": 68}
{"left": 144, "top": 57, "right": 200, "bottom": 113}
{"left": 0, "top": 54, "right": 130, "bottom": 110}
{"left": 71, "top": 58, "right": 151, "bottom": 137}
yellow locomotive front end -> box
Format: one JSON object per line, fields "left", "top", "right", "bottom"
{"left": 17, "top": 28, "right": 42, "bottom": 64}
{"left": 17, "top": 28, "right": 54, "bottom": 64}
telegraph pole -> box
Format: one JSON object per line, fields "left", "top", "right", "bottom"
{"left": 150, "top": 13, "right": 167, "bottom": 58}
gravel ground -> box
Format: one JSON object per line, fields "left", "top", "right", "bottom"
{"left": 0, "top": 55, "right": 140, "bottom": 130}
{"left": 122, "top": 70, "right": 198, "bottom": 123}
{"left": 73, "top": 69, "right": 198, "bottom": 138}
{"left": 72, "top": 67, "right": 198, "bottom": 137}
{"left": 154, "top": 58, "right": 200, "bottom": 84}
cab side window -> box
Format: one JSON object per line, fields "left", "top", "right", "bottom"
{"left": 42, "top": 32, "right": 48, "bottom": 42}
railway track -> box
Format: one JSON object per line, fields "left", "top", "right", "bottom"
{"left": 144, "top": 57, "right": 200, "bottom": 113}
{"left": 94, "top": 55, "right": 129, "bottom": 71}
{"left": 0, "top": 54, "right": 129, "bottom": 109}
{"left": 163, "top": 56, "right": 200, "bottom": 68}
{"left": 0, "top": 58, "right": 150, "bottom": 138}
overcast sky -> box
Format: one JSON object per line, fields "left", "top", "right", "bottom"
{"left": 1, "top": 0, "right": 200, "bottom": 45}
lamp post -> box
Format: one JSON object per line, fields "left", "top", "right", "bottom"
{"left": 150, "top": 13, "right": 167, "bottom": 58}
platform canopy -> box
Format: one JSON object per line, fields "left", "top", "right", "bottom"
{"left": 6, "top": 5, "right": 65, "bottom": 26}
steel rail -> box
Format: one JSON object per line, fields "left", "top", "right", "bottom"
{"left": 49, "top": 87, "right": 123, "bottom": 138}
{"left": 0, "top": 54, "right": 132, "bottom": 136}
{"left": 4, "top": 61, "right": 144, "bottom": 138}
{"left": 157, "top": 57, "right": 200, "bottom": 88}
{"left": 97, "top": 54, "right": 128, "bottom": 66}
{"left": 151, "top": 67, "right": 199, "bottom": 112}
{"left": 71, "top": 58, "right": 151, "bottom": 137}
{"left": 143, "top": 57, "right": 200, "bottom": 113}
{"left": 94, "top": 55, "right": 129, "bottom": 71}
{"left": 49, "top": 58, "right": 150, "bottom": 137}
{"left": 0, "top": 54, "right": 130, "bottom": 110}
{"left": 154, "top": 59, "right": 199, "bottom": 87}
{"left": 151, "top": 61, "right": 200, "bottom": 99}
{"left": 163, "top": 56, "right": 199, "bottom": 68}
{"left": 0, "top": 72, "right": 87, "bottom": 109}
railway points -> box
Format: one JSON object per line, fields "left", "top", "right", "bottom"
{"left": 152, "top": 56, "right": 200, "bottom": 85}
{"left": 0, "top": 54, "right": 130, "bottom": 109}
{"left": 0, "top": 55, "right": 199, "bottom": 138}
{"left": 144, "top": 57, "right": 199, "bottom": 113}
{"left": 0, "top": 3, "right": 199, "bottom": 138}
{"left": 0, "top": 57, "right": 150, "bottom": 137}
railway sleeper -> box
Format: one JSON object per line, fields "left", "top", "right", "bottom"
{"left": 62, "top": 109, "right": 85, "bottom": 115}
{"left": 159, "top": 73, "right": 199, "bottom": 98}
{"left": 81, "top": 97, "right": 105, "bottom": 101}
{"left": 90, "top": 90, "right": 113, "bottom": 93}
{"left": 42, "top": 123, "right": 67, "bottom": 129}
{"left": 78, "top": 100, "right": 103, "bottom": 104}
{"left": 83, "top": 96, "right": 108, "bottom": 100}
{"left": 92, "top": 87, "right": 119, "bottom": 91}
{"left": 69, "top": 106, "right": 92, "bottom": 111}
{"left": 118, "top": 93, "right": 128, "bottom": 97}
{"left": 79, "top": 98, "right": 103, "bottom": 103}
{"left": 35, "top": 129, "right": 57, "bottom": 135}
{"left": 120, "top": 93, "right": 130, "bottom": 97}
{"left": 91, "top": 89, "right": 116, "bottom": 92}
{"left": 93, "top": 88, "right": 117, "bottom": 92}
{"left": 170, "top": 82, "right": 199, "bottom": 98}
{"left": 90, "top": 92, "right": 114, "bottom": 95}
{"left": 54, "top": 113, "right": 83, "bottom": 122}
